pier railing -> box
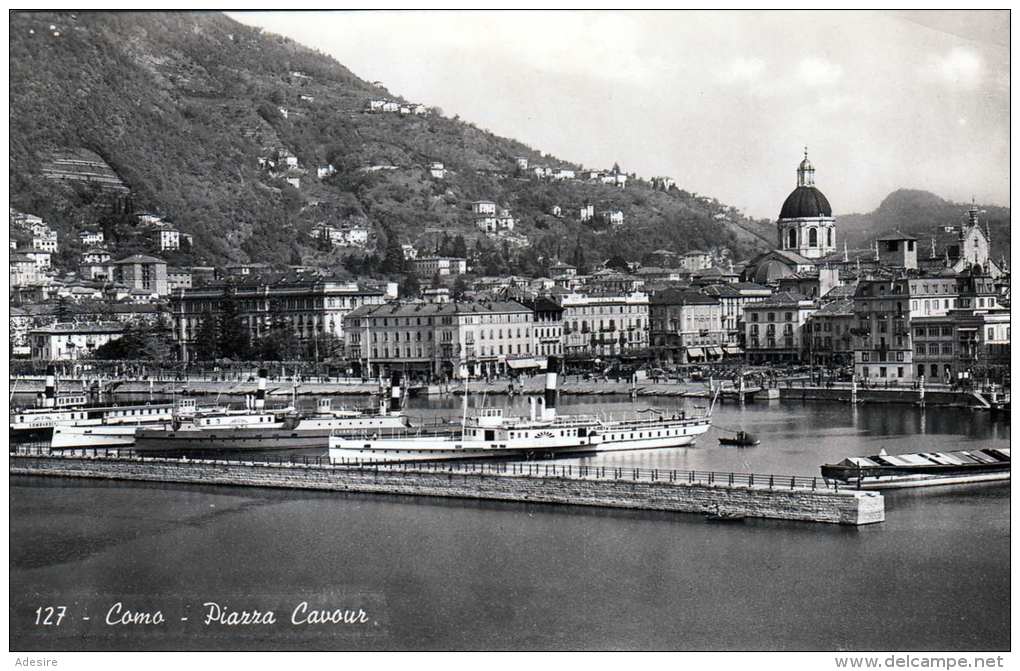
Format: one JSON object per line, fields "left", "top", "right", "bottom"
{"left": 10, "top": 444, "right": 843, "bottom": 492}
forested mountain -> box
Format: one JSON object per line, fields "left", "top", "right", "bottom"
{"left": 10, "top": 11, "right": 776, "bottom": 276}
{"left": 838, "top": 190, "right": 1010, "bottom": 260}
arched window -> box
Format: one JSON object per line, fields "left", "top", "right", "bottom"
{"left": 827, "top": 228, "right": 833, "bottom": 247}
{"left": 809, "top": 228, "right": 818, "bottom": 247}
{"left": 787, "top": 228, "right": 796, "bottom": 248}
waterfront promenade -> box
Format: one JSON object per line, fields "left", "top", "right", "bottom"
{"left": 10, "top": 373, "right": 998, "bottom": 408}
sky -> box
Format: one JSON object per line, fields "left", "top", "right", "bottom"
{"left": 229, "top": 10, "right": 1009, "bottom": 219}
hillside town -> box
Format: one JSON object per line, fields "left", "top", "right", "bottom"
{"left": 10, "top": 151, "right": 1010, "bottom": 390}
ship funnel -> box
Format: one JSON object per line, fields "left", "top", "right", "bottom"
{"left": 543, "top": 356, "right": 560, "bottom": 421}
{"left": 389, "top": 373, "right": 403, "bottom": 413}
{"left": 43, "top": 365, "right": 56, "bottom": 408}
{"left": 254, "top": 368, "right": 267, "bottom": 410}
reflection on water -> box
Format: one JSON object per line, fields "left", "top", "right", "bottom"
{"left": 9, "top": 396, "right": 1009, "bottom": 651}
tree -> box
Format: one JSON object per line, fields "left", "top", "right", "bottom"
{"left": 606, "top": 254, "right": 630, "bottom": 273}
{"left": 139, "top": 314, "right": 178, "bottom": 365}
{"left": 431, "top": 270, "right": 443, "bottom": 289}
{"left": 399, "top": 273, "right": 421, "bottom": 299}
{"left": 381, "top": 232, "right": 405, "bottom": 274}
{"left": 217, "top": 286, "right": 249, "bottom": 360}
{"left": 451, "top": 275, "right": 468, "bottom": 300}
{"left": 193, "top": 313, "right": 219, "bottom": 361}
{"left": 571, "top": 239, "right": 589, "bottom": 275}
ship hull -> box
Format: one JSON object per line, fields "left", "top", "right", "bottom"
{"left": 133, "top": 417, "right": 413, "bottom": 454}
{"left": 821, "top": 448, "right": 1010, "bottom": 490}
{"left": 594, "top": 418, "right": 710, "bottom": 452}
{"left": 51, "top": 424, "right": 154, "bottom": 449}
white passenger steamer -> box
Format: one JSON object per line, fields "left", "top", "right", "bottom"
{"left": 329, "top": 357, "right": 713, "bottom": 465}
{"left": 11, "top": 366, "right": 176, "bottom": 442}
{"left": 130, "top": 370, "right": 410, "bottom": 454}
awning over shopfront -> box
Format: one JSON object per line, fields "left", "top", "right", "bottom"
{"left": 707, "top": 347, "right": 724, "bottom": 358}
{"left": 686, "top": 347, "right": 704, "bottom": 359}
{"left": 506, "top": 357, "right": 545, "bottom": 370}
{"left": 723, "top": 345, "right": 744, "bottom": 355}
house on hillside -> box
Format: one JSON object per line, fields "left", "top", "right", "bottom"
{"left": 600, "top": 210, "right": 624, "bottom": 227}
{"left": 79, "top": 229, "right": 104, "bottom": 247}
{"left": 471, "top": 200, "right": 497, "bottom": 215}
{"left": 429, "top": 161, "right": 446, "bottom": 179}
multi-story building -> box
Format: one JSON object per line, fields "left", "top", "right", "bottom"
{"left": 558, "top": 292, "right": 649, "bottom": 358}
{"left": 171, "top": 279, "right": 386, "bottom": 362}
{"left": 911, "top": 270, "right": 1009, "bottom": 383}
{"left": 851, "top": 274, "right": 960, "bottom": 382}
{"left": 32, "top": 235, "right": 58, "bottom": 253}
{"left": 25, "top": 250, "right": 52, "bottom": 269}
{"left": 79, "top": 229, "right": 104, "bottom": 247}
{"left": 29, "top": 322, "right": 127, "bottom": 361}
{"left": 471, "top": 201, "right": 497, "bottom": 216}
{"left": 679, "top": 250, "right": 713, "bottom": 273}
{"left": 743, "top": 292, "right": 818, "bottom": 364}
{"left": 803, "top": 298, "right": 855, "bottom": 368}
{"left": 702, "top": 282, "right": 772, "bottom": 347}
{"left": 521, "top": 297, "right": 564, "bottom": 358}
{"left": 167, "top": 267, "right": 193, "bottom": 291}
{"left": 157, "top": 227, "right": 181, "bottom": 251}
{"left": 412, "top": 256, "right": 467, "bottom": 278}
{"left": 112, "top": 254, "right": 169, "bottom": 296}
{"left": 649, "top": 289, "right": 725, "bottom": 364}
{"left": 343, "top": 300, "right": 534, "bottom": 380}
{"left": 10, "top": 253, "right": 40, "bottom": 287}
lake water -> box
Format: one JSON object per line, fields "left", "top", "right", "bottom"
{"left": 9, "top": 396, "right": 1010, "bottom": 651}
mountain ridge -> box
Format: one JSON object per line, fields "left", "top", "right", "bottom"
{"left": 9, "top": 10, "right": 773, "bottom": 276}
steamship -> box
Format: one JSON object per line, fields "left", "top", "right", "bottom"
{"left": 10, "top": 366, "right": 177, "bottom": 442}
{"left": 329, "top": 357, "right": 713, "bottom": 465}
{"left": 130, "top": 369, "right": 410, "bottom": 454}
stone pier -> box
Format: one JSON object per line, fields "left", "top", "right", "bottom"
{"left": 10, "top": 453, "right": 884, "bottom": 526}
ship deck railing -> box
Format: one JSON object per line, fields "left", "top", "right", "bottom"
{"left": 11, "top": 443, "right": 848, "bottom": 492}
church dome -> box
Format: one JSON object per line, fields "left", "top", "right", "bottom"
{"left": 779, "top": 186, "right": 832, "bottom": 220}
{"left": 753, "top": 259, "right": 795, "bottom": 284}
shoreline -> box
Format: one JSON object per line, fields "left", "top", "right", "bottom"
{"left": 10, "top": 377, "right": 995, "bottom": 408}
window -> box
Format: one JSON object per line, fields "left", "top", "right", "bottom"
{"left": 861, "top": 352, "right": 870, "bottom": 362}
{"left": 809, "top": 228, "right": 818, "bottom": 247}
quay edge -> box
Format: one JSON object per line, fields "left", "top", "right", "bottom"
{"left": 10, "top": 454, "right": 885, "bottom": 526}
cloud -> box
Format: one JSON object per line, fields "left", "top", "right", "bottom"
{"left": 932, "top": 47, "right": 982, "bottom": 88}
{"left": 797, "top": 57, "right": 843, "bottom": 86}
{"left": 722, "top": 57, "right": 766, "bottom": 82}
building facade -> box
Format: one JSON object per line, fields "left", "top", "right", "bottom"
{"left": 558, "top": 292, "right": 650, "bottom": 358}
{"left": 649, "top": 290, "right": 725, "bottom": 363}
{"left": 29, "top": 322, "right": 127, "bottom": 361}
{"left": 343, "top": 300, "right": 535, "bottom": 379}
{"left": 743, "top": 292, "right": 818, "bottom": 364}
{"left": 113, "top": 254, "right": 169, "bottom": 296}
{"left": 171, "top": 279, "right": 386, "bottom": 362}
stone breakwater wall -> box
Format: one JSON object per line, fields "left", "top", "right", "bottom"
{"left": 10, "top": 455, "right": 884, "bottom": 526}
